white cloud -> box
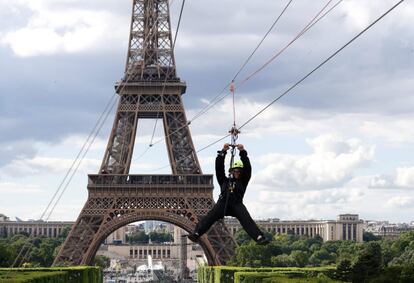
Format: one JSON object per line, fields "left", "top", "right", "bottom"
{"left": 0, "top": 182, "right": 43, "bottom": 195}
{"left": 0, "top": 140, "right": 38, "bottom": 167}
{"left": 245, "top": 186, "right": 365, "bottom": 220}
{"left": 61, "top": 135, "right": 107, "bottom": 151}
{"left": 1, "top": 156, "right": 101, "bottom": 177}
{"left": 252, "top": 134, "right": 375, "bottom": 191}
{"left": 370, "top": 166, "right": 414, "bottom": 189}
{"left": 386, "top": 196, "right": 414, "bottom": 208}
{"left": 360, "top": 117, "right": 414, "bottom": 144}
{"left": 0, "top": 0, "right": 127, "bottom": 56}
{"left": 340, "top": 1, "right": 414, "bottom": 32}
{"left": 0, "top": 134, "right": 109, "bottom": 178}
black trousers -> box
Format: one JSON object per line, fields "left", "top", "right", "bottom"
{"left": 194, "top": 199, "right": 263, "bottom": 241}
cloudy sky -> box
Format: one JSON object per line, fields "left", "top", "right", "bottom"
{"left": 1, "top": 0, "right": 414, "bottom": 224}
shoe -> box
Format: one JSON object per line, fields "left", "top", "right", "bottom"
{"left": 256, "top": 235, "right": 270, "bottom": 245}
{"left": 187, "top": 232, "right": 200, "bottom": 242}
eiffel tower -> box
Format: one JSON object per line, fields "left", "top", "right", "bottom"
{"left": 54, "top": 0, "right": 235, "bottom": 266}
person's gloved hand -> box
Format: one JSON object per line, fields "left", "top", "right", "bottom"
{"left": 223, "top": 143, "right": 230, "bottom": 151}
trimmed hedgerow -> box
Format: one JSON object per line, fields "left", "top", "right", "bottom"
{"left": 234, "top": 271, "right": 342, "bottom": 283}
{"left": 197, "top": 266, "right": 337, "bottom": 283}
{"left": 0, "top": 266, "right": 102, "bottom": 283}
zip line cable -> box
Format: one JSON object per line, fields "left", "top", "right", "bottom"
{"left": 190, "top": 0, "right": 294, "bottom": 123}
{"left": 10, "top": 95, "right": 119, "bottom": 269}
{"left": 189, "top": 0, "right": 340, "bottom": 123}
{"left": 45, "top": 100, "right": 118, "bottom": 221}
{"left": 154, "top": 134, "right": 231, "bottom": 171}
{"left": 144, "top": 0, "right": 343, "bottom": 154}
{"left": 237, "top": 0, "right": 335, "bottom": 87}
{"left": 153, "top": 0, "right": 405, "bottom": 173}
{"left": 231, "top": 0, "right": 294, "bottom": 82}
{"left": 14, "top": 98, "right": 119, "bottom": 267}
{"left": 238, "top": 0, "right": 405, "bottom": 131}
{"left": 145, "top": 0, "right": 299, "bottom": 151}
{"left": 14, "top": 79, "right": 122, "bottom": 266}
{"left": 40, "top": 0, "right": 339, "bottom": 204}
{"left": 45, "top": 9, "right": 172, "bottom": 218}
{"left": 173, "top": 0, "right": 186, "bottom": 48}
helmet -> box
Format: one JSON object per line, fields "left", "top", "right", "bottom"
{"left": 230, "top": 160, "right": 244, "bottom": 170}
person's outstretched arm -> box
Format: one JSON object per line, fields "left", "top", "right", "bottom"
{"left": 238, "top": 144, "right": 251, "bottom": 185}
{"left": 216, "top": 143, "right": 229, "bottom": 186}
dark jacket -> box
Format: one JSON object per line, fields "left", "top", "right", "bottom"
{"left": 216, "top": 149, "right": 252, "bottom": 203}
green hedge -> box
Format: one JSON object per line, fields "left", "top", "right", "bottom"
{"left": 197, "top": 266, "right": 337, "bottom": 283}
{"left": 234, "top": 272, "right": 342, "bottom": 283}
{"left": 0, "top": 266, "right": 102, "bottom": 283}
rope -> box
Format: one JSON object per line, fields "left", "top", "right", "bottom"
{"left": 173, "top": 0, "right": 186, "bottom": 48}
{"left": 230, "top": 81, "right": 236, "bottom": 127}
{"left": 190, "top": 0, "right": 342, "bottom": 123}
{"left": 236, "top": 0, "right": 335, "bottom": 88}
{"left": 146, "top": 0, "right": 344, "bottom": 158}
{"left": 152, "top": 0, "right": 404, "bottom": 173}
{"left": 190, "top": 0, "right": 294, "bottom": 123}
{"left": 231, "top": 0, "right": 294, "bottom": 82}
{"left": 238, "top": 0, "right": 405, "bottom": 130}
{"left": 10, "top": 93, "right": 119, "bottom": 269}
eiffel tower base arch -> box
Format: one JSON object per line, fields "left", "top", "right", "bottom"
{"left": 53, "top": 174, "right": 236, "bottom": 266}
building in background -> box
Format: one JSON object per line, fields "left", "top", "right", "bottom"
{"left": 1, "top": 213, "right": 365, "bottom": 242}
{"left": 225, "top": 214, "right": 364, "bottom": 242}
{"left": 0, "top": 216, "right": 72, "bottom": 238}
{"left": 364, "top": 220, "right": 414, "bottom": 240}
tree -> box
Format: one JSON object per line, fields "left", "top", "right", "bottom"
{"left": 363, "top": 231, "right": 381, "bottom": 242}
{"left": 234, "top": 229, "right": 252, "bottom": 245}
{"left": 352, "top": 241, "right": 383, "bottom": 282}
{"left": 148, "top": 231, "right": 173, "bottom": 243}
{"left": 290, "top": 239, "right": 308, "bottom": 252}
{"left": 0, "top": 242, "right": 12, "bottom": 267}
{"left": 126, "top": 231, "right": 149, "bottom": 244}
{"left": 58, "top": 226, "right": 72, "bottom": 238}
{"left": 400, "top": 262, "right": 414, "bottom": 283}
{"left": 271, "top": 254, "right": 295, "bottom": 267}
{"left": 309, "top": 249, "right": 332, "bottom": 266}
{"left": 290, "top": 250, "right": 308, "bottom": 267}
{"left": 391, "top": 231, "right": 414, "bottom": 256}
{"left": 93, "top": 255, "right": 110, "bottom": 269}
{"left": 233, "top": 241, "right": 280, "bottom": 267}
{"left": 322, "top": 241, "right": 340, "bottom": 254}
{"left": 335, "top": 259, "right": 352, "bottom": 282}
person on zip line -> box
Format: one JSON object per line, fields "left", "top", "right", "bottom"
{"left": 188, "top": 143, "right": 270, "bottom": 245}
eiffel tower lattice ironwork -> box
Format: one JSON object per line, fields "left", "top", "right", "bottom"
{"left": 54, "top": 0, "right": 236, "bottom": 266}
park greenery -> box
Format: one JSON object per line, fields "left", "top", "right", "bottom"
{"left": 0, "top": 227, "right": 109, "bottom": 269}
{"left": 0, "top": 228, "right": 173, "bottom": 269}
{"left": 2, "top": 226, "right": 414, "bottom": 282}
{"left": 228, "top": 229, "right": 414, "bottom": 282}
{"left": 125, "top": 230, "right": 173, "bottom": 244}
{"left": 0, "top": 266, "right": 102, "bottom": 282}
{"left": 0, "top": 228, "right": 70, "bottom": 267}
